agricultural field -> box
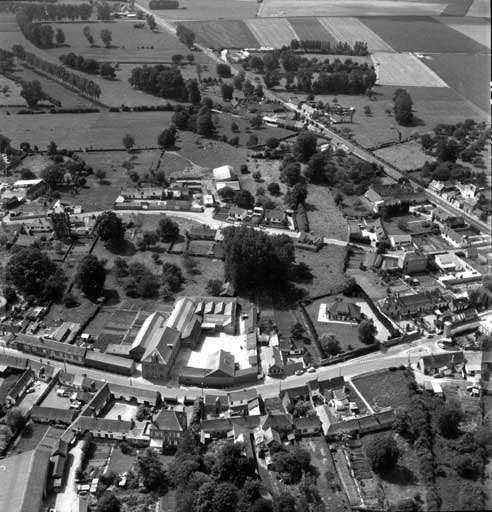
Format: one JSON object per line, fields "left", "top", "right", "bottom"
{"left": 288, "top": 17, "right": 336, "bottom": 43}
{"left": 44, "top": 20, "right": 192, "bottom": 62}
{"left": 0, "top": 76, "right": 23, "bottom": 106}
{"left": 372, "top": 52, "right": 447, "bottom": 87}
{"left": 258, "top": 0, "right": 447, "bottom": 18}
{"left": 319, "top": 17, "right": 394, "bottom": 52}
{"left": 360, "top": 16, "right": 488, "bottom": 53}
{"left": 138, "top": 0, "right": 259, "bottom": 21}
{"left": 422, "top": 53, "right": 491, "bottom": 115}
{"left": 438, "top": 16, "right": 491, "bottom": 48}
{"left": 466, "top": 0, "right": 491, "bottom": 17}
{"left": 181, "top": 20, "right": 258, "bottom": 49}
{"left": 245, "top": 18, "right": 298, "bottom": 48}
{"left": 374, "top": 140, "right": 434, "bottom": 170}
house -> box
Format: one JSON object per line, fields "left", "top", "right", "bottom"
{"left": 38, "top": 427, "right": 69, "bottom": 491}
{"left": 398, "top": 251, "right": 428, "bottom": 274}
{"left": 228, "top": 206, "right": 248, "bottom": 221}
{"left": 293, "top": 416, "right": 322, "bottom": 436}
{"left": 85, "top": 351, "right": 135, "bottom": 376}
{"left": 328, "top": 300, "right": 362, "bottom": 322}
{"left": 71, "top": 417, "right": 136, "bottom": 440}
{"left": 109, "top": 383, "right": 160, "bottom": 406}
{"left": 149, "top": 410, "right": 187, "bottom": 449}
{"left": 364, "top": 187, "right": 385, "bottom": 212}
{"left": 263, "top": 345, "right": 284, "bottom": 376}
{"left": 389, "top": 234, "right": 413, "bottom": 250}
{"left": 382, "top": 292, "right": 435, "bottom": 318}
{"left": 263, "top": 209, "right": 286, "bottom": 225}
{"left": 15, "top": 334, "right": 86, "bottom": 364}
{"left": 141, "top": 326, "right": 181, "bottom": 380}
{"left": 130, "top": 312, "right": 179, "bottom": 361}
{"left": 105, "top": 344, "right": 132, "bottom": 359}
{"left": 417, "top": 351, "right": 465, "bottom": 375}
{"left": 0, "top": 448, "right": 52, "bottom": 512}
{"left": 30, "top": 406, "right": 76, "bottom": 426}
{"left": 456, "top": 182, "right": 478, "bottom": 199}
{"left": 204, "top": 393, "right": 228, "bottom": 416}
{"left": 5, "top": 369, "right": 34, "bottom": 407}
{"left": 254, "top": 425, "right": 281, "bottom": 449}
{"left": 228, "top": 389, "right": 258, "bottom": 414}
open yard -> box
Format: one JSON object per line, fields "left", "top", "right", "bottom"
{"left": 422, "top": 53, "right": 491, "bottom": 115}
{"left": 245, "top": 18, "right": 299, "bottom": 48}
{"left": 259, "top": 0, "right": 446, "bottom": 17}
{"left": 103, "top": 401, "right": 138, "bottom": 422}
{"left": 319, "top": 17, "right": 394, "bottom": 52}
{"left": 372, "top": 52, "right": 447, "bottom": 87}
{"left": 352, "top": 369, "right": 411, "bottom": 411}
{"left": 374, "top": 140, "right": 434, "bottom": 170}
{"left": 181, "top": 20, "right": 259, "bottom": 49}
{"left": 288, "top": 18, "right": 336, "bottom": 43}
{"left": 360, "top": 16, "right": 488, "bottom": 53}
{"left": 107, "top": 444, "right": 137, "bottom": 475}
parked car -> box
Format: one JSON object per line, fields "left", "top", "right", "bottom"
{"left": 306, "top": 367, "right": 316, "bottom": 373}
{"left": 294, "top": 369, "right": 304, "bottom": 376}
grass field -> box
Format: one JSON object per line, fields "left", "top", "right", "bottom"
{"left": 245, "top": 18, "right": 298, "bottom": 48}
{"left": 182, "top": 20, "right": 258, "bottom": 49}
{"left": 288, "top": 17, "right": 336, "bottom": 43}
{"left": 372, "top": 52, "right": 447, "bottom": 87}
{"left": 422, "top": 53, "right": 491, "bottom": 115}
{"left": 438, "top": 16, "right": 491, "bottom": 48}
{"left": 44, "top": 20, "right": 191, "bottom": 62}
{"left": 360, "top": 16, "right": 488, "bottom": 53}
{"left": 259, "top": 0, "right": 446, "bottom": 17}
{"left": 319, "top": 17, "right": 394, "bottom": 52}
{"left": 0, "top": 76, "right": 23, "bottom": 106}
{"left": 138, "top": 0, "right": 259, "bottom": 20}
{"left": 352, "top": 369, "right": 411, "bottom": 410}
{"left": 374, "top": 140, "right": 434, "bottom": 170}
{"left": 306, "top": 184, "right": 348, "bottom": 241}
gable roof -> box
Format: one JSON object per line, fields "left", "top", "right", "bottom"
{"left": 141, "top": 326, "right": 181, "bottom": 365}
{"left": 206, "top": 350, "right": 235, "bottom": 377}
{"left": 150, "top": 410, "right": 187, "bottom": 432}
{"left": 31, "top": 406, "right": 76, "bottom": 424}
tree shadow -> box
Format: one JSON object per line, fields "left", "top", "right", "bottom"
{"left": 107, "top": 240, "right": 136, "bottom": 256}
{"left": 304, "top": 202, "right": 317, "bottom": 212}
{"left": 103, "top": 288, "right": 120, "bottom": 306}
{"left": 382, "top": 465, "right": 418, "bottom": 485}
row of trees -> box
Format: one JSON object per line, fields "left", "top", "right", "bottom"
{"left": 287, "top": 68, "right": 376, "bottom": 95}
{"left": 129, "top": 64, "right": 200, "bottom": 102}
{"left": 171, "top": 104, "right": 215, "bottom": 137}
{"left": 291, "top": 38, "right": 369, "bottom": 56}
{"left": 59, "top": 53, "right": 116, "bottom": 79}
{"left": 14, "top": 3, "right": 92, "bottom": 22}
{"left": 16, "top": 13, "right": 65, "bottom": 48}
{"left": 176, "top": 23, "right": 195, "bottom": 47}
{"left": 149, "top": 0, "right": 179, "bottom": 8}
{"left": 81, "top": 26, "right": 113, "bottom": 47}
{"left": 12, "top": 45, "right": 102, "bottom": 100}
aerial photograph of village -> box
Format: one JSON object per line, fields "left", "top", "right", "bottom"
{"left": 0, "top": 0, "right": 490, "bottom": 510}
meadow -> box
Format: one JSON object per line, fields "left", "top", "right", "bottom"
{"left": 374, "top": 140, "right": 434, "bottom": 170}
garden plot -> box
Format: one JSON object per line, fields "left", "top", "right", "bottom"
{"left": 182, "top": 20, "right": 258, "bottom": 49}
{"left": 259, "top": 0, "right": 445, "bottom": 18}
{"left": 288, "top": 17, "right": 336, "bottom": 43}
{"left": 245, "top": 18, "right": 298, "bottom": 48}
{"left": 438, "top": 17, "right": 491, "bottom": 49}
{"left": 319, "top": 17, "right": 394, "bottom": 52}
{"left": 371, "top": 52, "right": 447, "bottom": 87}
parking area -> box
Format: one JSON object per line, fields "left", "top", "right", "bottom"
{"left": 103, "top": 401, "right": 138, "bottom": 422}
{"left": 39, "top": 386, "right": 72, "bottom": 409}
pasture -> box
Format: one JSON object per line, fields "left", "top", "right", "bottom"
{"left": 137, "top": 0, "right": 259, "bottom": 20}
{"left": 371, "top": 52, "right": 447, "bottom": 87}
{"left": 360, "top": 16, "right": 488, "bottom": 53}
{"left": 319, "top": 17, "right": 394, "bottom": 52}
{"left": 438, "top": 17, "right": 491, "bottom": 48}
{"left": 258, "top": 0, "right": 446, "bottom": 18}
{"left": 43, "top": 20, "right": 191, "bottom": 62}
{"left": 182, "top": 20, "right": 258, "bottom": 49}
{"left": 374, "top": 140, "right": 434, "bottom": 170}
{"left": 423, "top": 53, "right": 491, "bottom": 115}
{"left": 245, "top": 18, "right": 298, "bottom": 48}
{"left": 288, "top": 18, "right": 336, "bottom": 43}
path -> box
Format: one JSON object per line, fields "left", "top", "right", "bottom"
{"left": 55, "top": 440, "right": 83, "bottom": 512}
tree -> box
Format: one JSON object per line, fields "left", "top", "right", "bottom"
{"left": 250, "top": 114, "right": 262, "bottom": 129}
{"left": 277, "top": 493, "right": 296, "bottom": 512}
{"left": 100, "top": 62, "right": 116, "bottom": 79}
{"left": 100, "top": 28, "right": 112, "bottom": 48}
{"left": 96, "top": 211, "right": 126, "bottom": 246}
{"left": 196, "top": 106, "right": 214, "bottom": 137}
{"left": 146, "top": 14, "right": 157, "bottom": 31}
{"left": 247, "top": 134, "right": 258, "bottom": 147}
{"left": 122, "top": 134, "right": 135, "bottom": 151}
{"left": 206, "top": 279, "right": 222, "bottom": 296}
{"left": 216, "top": 63, "right": 231, "bottom": 78}
{"left": 294, "top": 132, "right": 317, "bottom": 162}
{"left": 234, "top": 190, "right": 254, "bottom": 209}
{"left": 221, "top": 83, "right": 234, "bottom": 101}
{"left": 158, "top": 217, "right": 179, "bottom": 242}
{"left": 214, "top": 441, "right": 256, "bottom": 487}
{"left": 291, "top": 322, "right": 305, "bottom": 340}
{"left": 172, "top": 54, "right": 184, "bottom": 65}
{"left": 5, "top": 408, "right": 26, "bottom": 432}
{"left": 267, "top": 182, "right": 281, "bottom": 196}
{"left": 55, "top": 27, "right": 65, "bottom": 45}
{"left": 266, "top": 137, "right": 279, "bottom": 150}
{"left": 438, "top": 401, "right": 463, "bottom": 438}
{"left": 137, "top": 448, "right": 166, "bottom": 491}
{"left": 176, "top": 24, "right": 195, "bottom": 47}
{"left": 41, "top": 165, "right": 65, "bottom": 189}
{"left": 320, "top": 335, "right": 341, "bottom": 356}
{"left": 20, "top": 80, "right": 44, "bottom": 108}
{"left": 393, "top": 88, "right": 413, "bottom": 126}
{"left": 218, "top": 186, "right": 235, "bottom": 203}
{"left": 158, "top": 127, "right": 176, "bottom": 149}
{"left": 363, "top": 105, "right": 371, "bottom": 116}
{"left": 76, "top": 255, "right": 106, "bottom": 296}
{"left": 186, "top": 53, "right": 194, "bottom": 64}
{"left": 284, "top": 183, "right": 307, "bottom": 208}
{"left": 365, "top": 435, "right": 399, "bottom": 474}
{"left": 280, "top": 162, "right": 303, "bottom": 186}
{"left": 96, "top": 492, "right": 121, "bottom": 512}
{"left": 212, "top": 483, "right": 239, "bottom": 512}
{"left": 83, "top": 26, "right": 94, "bottom": 46}
{"left": 358, "top": 319, "right": 377, "bottom": 345}
{"left": 95, "top": 169, "right": 106, "bottom": 183}
{"left": 162, "top": 262, "right": 184, "bottom": 292}
{"left": 242, "top": 80, "right": 254, "bottom": 98}
{"left": 6, "top": 247, "right": 66, "bottom": 300}
{"left": 252, "top": 171, "right": 262, "bottom": 182}
{"left": 96, "top": 1, "right": 111, "bottom": 20}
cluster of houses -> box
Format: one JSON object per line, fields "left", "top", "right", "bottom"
{"left": 1, "top": 178, "right": 48, "bottom": 209}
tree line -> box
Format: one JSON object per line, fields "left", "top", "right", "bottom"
{"left": 176, "top": 24, "right": 195, "bottom": 47}
{"left": 149, "top": 0, "right": 179, "bottom": 8}
{"left": 59, "top": 53, "right": 116, "bottom": 79}
{"left": 291, "top": 38, "right": 369, "bottom": 56}
{"left": 13, "top": 2, "right": 92, "bottom": 21}
{"left": 12, "top": 44, "right": 101, "bottom": 100}
{"left": 129, "top": 64, "right": 200, "bottom": 102}
{"left": 16, "top": 8, "right": 65, "bottom": 48}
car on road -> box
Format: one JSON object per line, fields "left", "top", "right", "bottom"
{"left": 307, "top": 367, "right": 316, "bottom": 373}
{"left": 294, "top": 369, "right": 304, "bottom": 376}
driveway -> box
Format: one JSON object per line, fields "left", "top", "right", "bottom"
{"left": 55, "top": 441, "right": 83, "bottom": 512}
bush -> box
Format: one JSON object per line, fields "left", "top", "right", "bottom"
{"left": 365, "top": 435, "right": 399, "bottom": 475}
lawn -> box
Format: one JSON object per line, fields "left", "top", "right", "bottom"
{"left": 360, "top": 16, "right": 488, "bottom": 53}
{"left": 374, "top": 140, "right": 434, "bottom": 171}
{"left": 422, "top": 53, "right": 491, "bottom": 115}
{"left": 107, "top": 444, "right": 136, "bottom": 475}
{"left": 305, "top": 184, "right": 348, "bottom": 241}
{"left": 352, "top": 369, "right": 412, "bottom": 411}
{"left": 181, "top": 20, "right": 259, "bottom": 49}
{"left": 295, "top": 244, "right": 347, "bottom": 297}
